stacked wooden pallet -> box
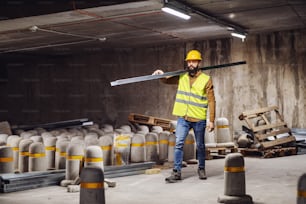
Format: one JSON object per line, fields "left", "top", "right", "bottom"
{"left": 128, "top": 113, "right": 173, "bottom": 132}
{"left": 238, "top": 106, "right": 297, "bottom": 158}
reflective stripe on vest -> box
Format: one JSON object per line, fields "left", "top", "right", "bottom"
{"left": 172, "top": 72, "right": 210, "bottom": 120}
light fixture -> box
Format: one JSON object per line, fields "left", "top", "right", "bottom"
{"left": 164, "top": 1, "right": 248, "bottom": 40}
{"left": 231, "top": 32, "right": 247, "bottom": 41}
{"left": 161, "top": 4, "right": 191, "bottom": 20}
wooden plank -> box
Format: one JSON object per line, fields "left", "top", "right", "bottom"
{"left": 256, "top": 127, "right": 291, "bottom": 141}
{"left": 239, "top": 106, "right": 279, "bottom": 119}
{"left": 244, "top": 118, "right": 255, "bottom": 130}
{"left": 253, "top": 122, "right": 287, "bottom": 132}
{"left": 260, "top": 136, "right": 296, "bottom": 149}
{"left": 261, "top": 114, "right": 270, "bottom": 125}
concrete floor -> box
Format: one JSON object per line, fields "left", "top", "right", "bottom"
{"left": 1, "top": 154, "right": 306, "bottom": 204}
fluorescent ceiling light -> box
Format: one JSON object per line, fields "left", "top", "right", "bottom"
{"left": 162, "top": 6, "right": 191, "bottom": 20}
{"left": 231, "top": 32, "right": 246, "bottom": 40}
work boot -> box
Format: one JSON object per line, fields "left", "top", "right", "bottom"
{"left": 165, "top": 169, "right": 181, "bottom": 183}
{"left": 198, "top": 168, "right": 207, "bottom": 180}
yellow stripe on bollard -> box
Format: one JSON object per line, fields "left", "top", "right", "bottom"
{"left": 131, "top": 143, "right": 145, "bottom": 147}
{"left": 20, "top": 152, "right": 30, "bottom": 156}
{"left": 298, "top": 190, "right": 306, "bottom": 198}
{"left": 67, "top": 155, "right": 83, "bottom": 160}
{"left": 168, "top": 142, "right": 175, "bottom": 146}
{"left": 45, "top": 146, "right": 56, "bottom": 151}
{"left": 12, "top": 147, "right": 19, "bottom": 151}
{"left": 115, "top": 153, "right": 122, "bottom": 165}
{"left": 159, "top": 140, "right": 169, "bottom": 144}
{"left": 101, "top": 145, "right": 112, "bottom": 151}
{"left": 185, "top": 140, "right": 194, "bottom": 144}
{"left": 224, "top": 166, "right": 245, "bottom": 173}
{"left": 116, "top": 135, "right": 130, "bottom": 140}
{"left": 60, "top": 152, "right": 66, "bottom": 157}
{"left": 29, "top": 153, "right": 46, "bottom": 158}
{"left": 116, "top": 143, "right": 128, "bottom": 148}
{"left": 217, "top": 125, "right": 229, "bottom": 129}
{"left": 85, "top": 158, "right": 103, "bottom": 162}
{"left": 146, "top": 141, "right": 158, "bottom": 145}
{"left": 0, "top": 157, "right": 13, "bottom": 162}
{"left": 81, "top": 182, "right": 104, "bottom": 189}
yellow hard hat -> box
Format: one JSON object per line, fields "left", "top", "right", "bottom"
{"left": 185, "top": 50, "right": 202, "bottom": 61}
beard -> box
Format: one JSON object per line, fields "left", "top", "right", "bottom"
{"left": 187, "top": 65, "right": 199, "bottom": 77}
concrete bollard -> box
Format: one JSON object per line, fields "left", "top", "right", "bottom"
{"left": 130, "top": 133, "right": 146, "bottom": 163}
{"left": 99, "top": 135, "right": 113, "bottom": 166}
{"left": 84, "top": 146, "right": 104, "bottom": 170}
{"left": 30, "top": 135, "right": 43, "bottom": 143}
{"left": 137, "top": 125, "right": 150, "bottom": 135}
{"left": 216, "top": 118, "right": 235, "bottom": 148}
{"left": 0, "top": 134, "right": 8, "bottom": 144}
{"left": 158, "top": 131, "right": 170, "bottom": 162}
{"left": 113, "top": 133, "right": 132, "bottom": 165}
{"left": 80, "top": 166, "right": 105, "bottom": 204}
{"left": 218, "top": 153, "right": 253, "bottom": 204}
{"left": 7, "top": 136, "right": 22, "bottom": 171}
{"left": 65, "top": 143, "right": 84, "bottom": 180}
{"left": 297, "top": 173, "right": 306, "bottom": 204}
{"left": 84, "top": 135, "right": 99, "bottom": 147}
{"left": 119, "top": 125, "right": 132, "bottom": 133}
{"left": 183, "top": 132, "right": 196, "bottom": 162}
{"left": 145, "top": 132, "right": 159, "bottom": 162}
{"left": 152, "top": 126, "right": 163, "bottom": 134}
{"left": 35, "top": 128, "right": 47, "bottom": 135}
{"left": 20, "top": 132, "right": 35, "bottom": 139}
{"left": 0, "top": 146, "right": 14, "bottom": 173}
{"left": 18, "top": 139, "right": 33, "bottom": 173}
{"left": 101, "top": 124, "right": 114, "bottom": 133}
{"left": 88, "top": 128, "right": 104, "bottom": 137}
{"left": 167, "top": 133, "right": 176, "bottom": 162}
{"left": 55, "top": 140, "right": 69, "bottom": 169}
{"left": 29, "top": 142, "right": 47, "bottom": 172}
{"left": 44, "top": 137, "right": 57, "bottom": 170}
{"left": 41, "top": 132, "right": 53, "bottom": 142}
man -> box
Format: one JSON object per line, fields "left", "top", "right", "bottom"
{"left": 153, "top": 49, "right": 216, "bottom": 183}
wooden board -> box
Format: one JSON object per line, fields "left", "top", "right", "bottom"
{"left": 260, "top": 136, "right": 296, "bottom": 149}
{"left": 240, "top": 147, "right": 297, "bottom": 158}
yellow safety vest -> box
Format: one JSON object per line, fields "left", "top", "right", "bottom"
{"left": 172, "top": 72, "right": 210, "bottom": 120}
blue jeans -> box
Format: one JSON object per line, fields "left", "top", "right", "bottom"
{"left": 174, "top": 117, "right": 206, "bottom": 171}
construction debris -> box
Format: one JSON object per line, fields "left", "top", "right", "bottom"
{"left": 238, "top": 106, "right": 297, "bottom": 158}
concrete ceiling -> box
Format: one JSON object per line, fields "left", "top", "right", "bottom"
{"left": 0, "top": 0, "right": 305, "bottom": 55}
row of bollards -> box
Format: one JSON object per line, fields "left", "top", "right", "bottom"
{"left": 0, "top": 129, "right": 178, "bottom": 173}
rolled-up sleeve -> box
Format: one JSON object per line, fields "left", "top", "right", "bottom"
{"left": 205, "top": 78, "right": 216, "bottom": 123}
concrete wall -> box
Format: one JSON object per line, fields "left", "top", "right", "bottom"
{"left": 0, "top": 28, "right": 305, "bottom": 131}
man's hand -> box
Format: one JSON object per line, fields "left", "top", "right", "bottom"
{"left": 152, "top": 69, "right": 164, "bottom": 75}
{"left": 207, "top": 121, "right": 214, "bottom": 132}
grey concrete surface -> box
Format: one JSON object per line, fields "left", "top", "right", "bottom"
{"left": 1, "top": 154, "right": 305, "bottom": 204}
